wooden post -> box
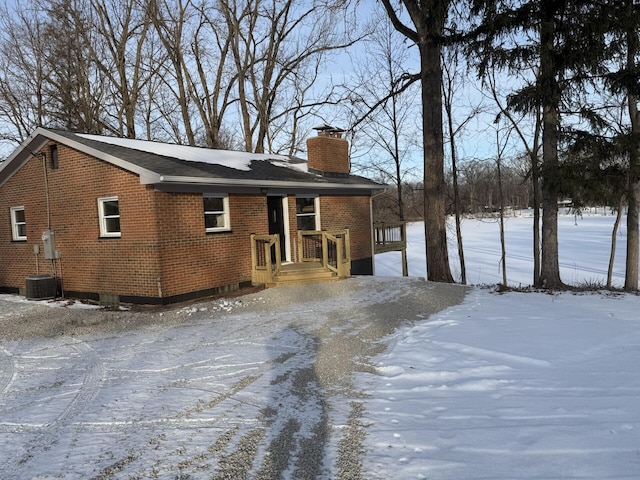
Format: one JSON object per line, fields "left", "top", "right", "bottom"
{"left": 322, "top": 233, "right": 329, "bottom": 269}
{"left": 401, "top": 222, "right": 408, "bottom": 277}
{"left": 264, "top": 243, "right": 272, "bottom": 282}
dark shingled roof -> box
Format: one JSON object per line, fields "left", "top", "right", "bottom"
{"left": 49, "top": 129, "right": 383, "bottom": 190}
{"left": 1, "top": 128, "right": 385, "bottom": 193}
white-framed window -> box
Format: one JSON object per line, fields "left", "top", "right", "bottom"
{"left": 296, "top": 196, "right": 320, "bottom": 231}
{"left": 10, "top": 206, "right": 27, "bottom": 241}
{"left": 98, "top": 196, "right": 121, "bottom": 237}
{"left": 204, "top": 194, "right": 230, "bottom": 232}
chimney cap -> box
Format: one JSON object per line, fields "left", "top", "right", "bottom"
{"left": 312, "top": 123, "right": 346, "bottom": 137}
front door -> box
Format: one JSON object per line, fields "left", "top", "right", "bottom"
{"left": 267, "top": 196, "right": 286, "bottom": 261}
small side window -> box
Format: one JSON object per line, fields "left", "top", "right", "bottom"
{"left": 98, "top": 196, "right": 121, "bottom": 237}
{"left": 204, "top": 195, "right": 230, "bottom": 232}
{"left": 50, "top": 144, "right": 58, "bottom": 170}
{"left": 296, "top": 196, "right": 319, "bottom": 231}
{"left": 10, "top": 206, "right": 27, "bottom": 241}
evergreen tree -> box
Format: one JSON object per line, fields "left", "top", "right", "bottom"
{"left": 599, "top": 0, "right": 640, "bottom": 291}
{"left": 555, "top": 0, "right": 640, "bottom": 290}
{"left": 469, "top": 0, "right": 608, "bottom": 288}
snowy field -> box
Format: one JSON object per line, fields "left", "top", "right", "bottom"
{"left": 0, "top": 212, "right": 639, "bottom": 479}
{"left": 376, "top": 209, "right": 630, "bottom": 287}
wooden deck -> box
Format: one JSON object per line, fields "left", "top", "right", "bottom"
{"left": 373, "top": 222, "right": 407, "bottom": 254}
{"left": 373, "top": 222, "right": 408, "bottom": 276}
{"left": 250, "top": 230, "right": 350, "bottom": 287}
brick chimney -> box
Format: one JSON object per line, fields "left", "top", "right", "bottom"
{"left": 306, "top": 124, "right": 349, "bottom": 176}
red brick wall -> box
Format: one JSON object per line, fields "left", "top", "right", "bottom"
{"left": 152, "top": 192, "right": 266, "bottom": 298}
{"left": 306, "top": 135, "right": 350, "bottom": 174}
{"left": 0, "top": 142, "right": 373, "bottom": 303}
{"left": 0, "top": 143, "right": 271, "bottom": 301}
{"left": 0, "top": 143, "right": 164, "bottom": 298}
{"left": 0, "top": 154, "right": 47, "bottom": 289}
{"left": 319, "top": 195, "right": 373, "bottom": 262}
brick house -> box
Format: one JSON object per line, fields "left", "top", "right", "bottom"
{"left": 0, "top": 127, "right": 385, "bottom": 305}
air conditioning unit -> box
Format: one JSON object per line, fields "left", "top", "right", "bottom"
{"left": 25, "top": 275, "right": 57, "bottom": 300}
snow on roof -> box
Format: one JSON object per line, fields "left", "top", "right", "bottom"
{"left": 77, "top": 133, "right": 297, "bottom": 172}
{"left": 270, "top": 160, "right": 309, "bottom": 174}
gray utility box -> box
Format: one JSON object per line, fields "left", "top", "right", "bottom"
{"left": 25, "top": 275, "right": 57, "bottom": 300}
{"left": 41, "top": 230, "right": 60, "bottom": 260}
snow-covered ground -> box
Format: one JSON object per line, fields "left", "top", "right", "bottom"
{"left": 368, "top": 212, "right": 640, "bottom": 479}
{"left": 0, "top": 212, "right": 639, "bottom": 479}
{"left": 376, "top": 209, "right": 629, "bottom": 287}
{"left": 358, "top": 290, "right": 640, "bottom": 479}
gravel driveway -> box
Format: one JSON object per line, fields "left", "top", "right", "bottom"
{"left": 0, "top": 276, "right": 467, "bottom": 479}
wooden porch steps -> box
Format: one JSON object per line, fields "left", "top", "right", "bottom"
{"left": 267, "top": 262, "right": 340, "bottom": 287}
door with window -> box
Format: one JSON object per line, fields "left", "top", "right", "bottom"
{"left": 267, "top": 196, "right": 286, "bottom": 261}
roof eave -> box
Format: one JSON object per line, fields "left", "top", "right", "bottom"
{"left": 152, "top": 175, "right": 386, "bottom": 192}
{"left": 0, "top": 129, "right": 51, "bottom": 186}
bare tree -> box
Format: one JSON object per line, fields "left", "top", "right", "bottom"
{"left": 220, "top": 0, "right": 361, "bottom": 153}
{"left": 148, "top": 0, "right": 199, "bottom": 145}
{"left": 0, "top": 0, "right": 107, "bottom": 141}
{"left": 78, "top": 0, "right": 154, "bottom": 138}
{"left": 0, "top": 0, "right": 366, "bottom": 158}
{"left": 485, "top": 69, "right": 543, "bottom": 286}
{"left": 0, "top": 0, "right": 49, "bottom": 145}
{"left": 380, "top": 0, "right": 455, "bottom": 283}
{"left": 42, "top": 0, "right": 107, "bottom": 133}
{"left": 495, "top": 126, "right": 512, "bottom": 288}
{"left": 348, "top": 8, "right": 420, "bottom": 222}
{"left": 442, "top": 46, "right": 484, "bottom": 285}
{"left": 608, "top": 197, "right": 624, "bottom": 289}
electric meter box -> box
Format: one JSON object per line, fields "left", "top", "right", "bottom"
{"left": 41, "top": 230, "right": 58, "bottom": 260}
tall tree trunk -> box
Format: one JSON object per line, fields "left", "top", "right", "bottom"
{"left": 538, "top": 9, "right": 563, "bottom": 288}
{"left": 532, "top": 152, "right": 542, "bottom": 286}
{"left": 626, "top": 96, "right": 639, "bottom": 291}
{"left": 451, "top": 124, "right": 466, "bottom": 284}
{"left": 625, "top": 14, "right": 639, "bottom": 291}
{"left": 608, "top": 197, "right": 624, "bottom": 289}
{"left": 421, "top": 40, "right": 454, "bottom": 283}
{"left": 379, "top": 0, "right": 454, "bottom": 283}
{"left": 393, "top": 98, "right": 409, "bottom": 277}
{"left": 447, "top": 95, "right": 465, "bottom": 284}
{"left": 497, "top": 139, "right": 507, "bottom": 287}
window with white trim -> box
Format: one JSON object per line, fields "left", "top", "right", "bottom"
{"left": 296, "top": 196, "right": 319, "bottom": 230}
{"left": 10, "top": 206, "right": 27, "bottom": 241}
{"left": 204, "top": 194, "right": 230, "bottom": 232}
{"left": 98, "top": 196, "right": 121, "bottom": 237}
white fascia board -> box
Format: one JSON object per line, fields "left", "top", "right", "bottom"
{"left": 0, "top": 130, "right": 51, "bottom": 186}
{"left": 155, "top": 175, "right": 386, "bottom": 192}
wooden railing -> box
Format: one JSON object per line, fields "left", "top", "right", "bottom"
{"left": 251, "top": 230, "right": 351, "bottom": 284}
{"left": 250, "top": 234, "right": 282, "bottom": 284}
{"left": 298, "top": 230, "right": 351, "bottom": 277}
{"left": 373, "top": 221, "right": 408, "bottom": 276}
{"left": 373, "top": 222, "right": 406, "bottom": 253}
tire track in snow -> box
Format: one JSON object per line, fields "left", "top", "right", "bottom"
{"left": 93, "top": 372, "right": 265, "bottom": 478}
{"left": 139, "top": 347, "right": 319, "bottom": 478}
{"left": 0, "top": 340, "right": 105, "bottom": 479}
{"left": 0, "top": 347, "right": 16, "bottom": 397}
